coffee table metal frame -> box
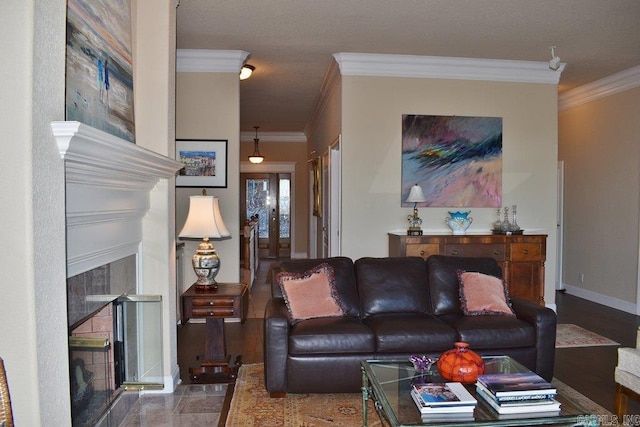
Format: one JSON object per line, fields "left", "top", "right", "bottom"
{"left": 361, "top": 356, "right": 598, "bottom": 427}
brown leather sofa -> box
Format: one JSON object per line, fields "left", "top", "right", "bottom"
{"left": 264, "top": 255, "right": 557, "bottom": 396}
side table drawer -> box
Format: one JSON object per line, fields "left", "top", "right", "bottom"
{"left": 445, "top": 243, "right": 506, "bottom": 261}
{"left": 406, "top": 243, "right": 440, "bottom": 259}
{"left": 510, "top": 243, "right": 543, "bottom": 261}
{"left": 191, "top": 297, "right": 236, "bottom": 307}
{"left": 191, "top": 307, "right": 236, "bottom": 317}
{"left": 184, "top": 295, "right": 241, "bottom": 319}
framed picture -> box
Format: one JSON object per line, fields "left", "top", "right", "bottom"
{"left": 176, "top": 139, "right": 228, "bottom": 188}
{"left": 401, "top": 114, "right": 503, "bottom": 207}
{"left": 311, "top": 156, "right": 322, "bottom": 217}
{"left": 65, "top": 0, "right": 135, "bottom": 143}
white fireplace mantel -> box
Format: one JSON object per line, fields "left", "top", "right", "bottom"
{"left": 52, "top": 121, "right": 183, "bottom": 277}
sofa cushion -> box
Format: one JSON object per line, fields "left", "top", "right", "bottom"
{"left": 274, "top": 257, "right": 361, "bottom": 317}
{"left": 426, "top": 255, "right": 502, "bottom": 316}
{"left": 288, "top": 316, "right": 376, "bottom": 354}
{"left": 277, "top": 263, "right": 346, "bottom": 323}
{"left": 441, "top": 314, "right": 536, "bottom": 349}
{"left": 364, "top": 314, "right": 456, "bottom": 352}
{"left": 355, "top": 257, "right": 431, "bottom": 317}
{"left": 458, "top": 271, "right": 515, "bottom": 317}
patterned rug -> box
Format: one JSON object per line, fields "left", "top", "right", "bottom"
{"left": 556, "top": 323, "right": 619, "bottom": 348}
{"left": 225, "top": 363, "right": 611, "bottom": 426}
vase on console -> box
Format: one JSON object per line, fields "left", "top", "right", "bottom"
{"left": 445, "top": 211, "right": 473, "bottom": 235}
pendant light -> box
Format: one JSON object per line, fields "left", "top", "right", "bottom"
{"left": 248, "top": 126, "right": 264, "bottom": 164}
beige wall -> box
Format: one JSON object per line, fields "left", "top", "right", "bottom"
{"left": 176, "top": 72, "right": 241, "bottom": 287}
{"left": 306, "top": 65, "right": 342, "bottom": 257}
{"left": 240, "top": 140, "right": 310, "bottom": 256}
{"left": 339, "top": 76, "right": 559, "bottom": 304}
{"left": 559, "top": 86, "right": 640, "bottom": 308}
{"left": 134, "top": 0, "right": 180, "bottom": 388}
{"left": 1, "top": 0, "right": 69, "bottom": 424}
{"left": 1, "top": 0, "right": 181, "bottom": 422}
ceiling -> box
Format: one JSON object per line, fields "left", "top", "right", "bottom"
{"left": 176, "top": 0, "right": 640, "bottom": 134}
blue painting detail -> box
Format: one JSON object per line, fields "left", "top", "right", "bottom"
{"left": 65, "top": 0, "right": 135, "bottom": 143}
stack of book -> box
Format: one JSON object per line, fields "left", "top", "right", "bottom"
{"left": 476, "top": 371, "right": 561, "bottom": 417}
{"left": 410, "top": 382, "right": 477, "bottom": 422}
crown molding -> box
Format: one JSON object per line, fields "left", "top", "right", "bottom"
{"left": 240, "top": 161, "right": 296, "bottom": 173}
{"left": 176, "top": 49, "right": 250, "bottom": 73}
{"left": 240, "top": 131, "right": 307, "bottom": 143}
{"left": 305, "top": 60, "right": 341, "bottom": 137}
{"left": 559, "top": 65, "right": 640, "bottom": 111}
{"left": 332, "top": 52, "right": 565, "bottom": 85}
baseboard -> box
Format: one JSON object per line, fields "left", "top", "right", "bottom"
{"left": 291, "top": 252, "right": 308, "bottom": 259}
{"left": 139, "top": 365, "right": 181, "bottom": 395}
{"left": 563, "top": 283, "right": 638, "bottom": 315}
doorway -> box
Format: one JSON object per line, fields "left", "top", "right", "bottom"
{"left": 241, "top": 173, "right": 291, "bottom": 258}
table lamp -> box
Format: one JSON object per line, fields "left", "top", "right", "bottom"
{"left": 406, "top": 183, "right": 427, "bottom": 236}
{"left": 179, "top": 191, "right": 231, "bottom": 291}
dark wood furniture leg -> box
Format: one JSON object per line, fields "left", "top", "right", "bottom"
{"left": 189, "top": 318, "right": 242, "bottom": 384}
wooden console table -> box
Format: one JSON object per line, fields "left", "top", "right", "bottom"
{"left": 181, "top": 283, "right": 248, "bottom": 383}
{"left": 388, "top": 233, "right": 547, "bottom": 305}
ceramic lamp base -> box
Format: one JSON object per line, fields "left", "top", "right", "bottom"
{"left": 192, "top": 238, "right": 221, "bottom": 287}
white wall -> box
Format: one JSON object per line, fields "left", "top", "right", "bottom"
{"left": 340, "top": 76, "right": 559, "bottom": 305}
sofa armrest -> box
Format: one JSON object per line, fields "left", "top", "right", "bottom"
{"left": 270, "top": 266, "right": 284, "bottom": 298}
{"left": 510, "top": 297, "right": 557, "bottom": 381}
{"left": 263, "top": 297, "right": 290, "bottom": 394}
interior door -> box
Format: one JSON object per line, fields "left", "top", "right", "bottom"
{"left": 241, "top": 173, "right": 291, "bottom": 258}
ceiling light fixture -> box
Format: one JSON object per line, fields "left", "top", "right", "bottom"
{"left": 549, "top": 46, "right": 561, "bottom": 71}
{"left": 240, "top": 64, "right": 255, "bottom": 80}
{"left": 248, "top": 126, "right": 264, "bottom": 164}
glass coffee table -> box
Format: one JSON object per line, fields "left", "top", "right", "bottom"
{"left": 361, "top": 357, "right": 597, "bottom": 426}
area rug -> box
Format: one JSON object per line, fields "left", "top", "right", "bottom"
{"left": 556, "top": 323, "right": 619, "bottom": 348}
{"left": 225, "top": 363, "right": 611, "bottom": 426}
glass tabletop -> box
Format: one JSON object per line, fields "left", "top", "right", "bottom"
{"left": 361, "top": 356, "right": 596, "bottom": 427}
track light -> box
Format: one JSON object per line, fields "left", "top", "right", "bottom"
{"left": 549, "top": 46, "right": 561, "bottom": 71}
{"left": 240, "top": 64, "right": 254, "bottom": 80}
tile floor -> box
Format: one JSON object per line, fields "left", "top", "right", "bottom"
{"left": 118, "top": 384, "right": 227, "bottom": 426}
{"left": 116, "top": 259, "right": 278, "bottom": 426}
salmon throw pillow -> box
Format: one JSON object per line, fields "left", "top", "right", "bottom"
{"left": 277, "top": 263, "right": 346, "bottom": 323}
{"left": 458, "top": 271, "right": 516, "bottom": 317}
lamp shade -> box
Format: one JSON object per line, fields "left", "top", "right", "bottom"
{"left": 406, "top": 184, "right": 427, "bottom": 203}
{"left": 179, "top": 195, "right": 230, "bottom": 239}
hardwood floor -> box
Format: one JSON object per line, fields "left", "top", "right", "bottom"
{"left": 177, "top": 260, "right": 640, "bottom": 416}
{"left": 554, "top": 290, "right": 640, "bottom": 416}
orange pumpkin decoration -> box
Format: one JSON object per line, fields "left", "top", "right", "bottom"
{"left": 437, "top": 342, "right": 485, "bottom": 384}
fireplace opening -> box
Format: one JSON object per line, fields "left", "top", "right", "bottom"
{"left": 67, "top": 256, "right": 164, "bottom": 426}
{"left": 69, "top": 303, "right": 118, "bottom": 426}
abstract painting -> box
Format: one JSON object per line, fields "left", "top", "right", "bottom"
{"left": 65, "top": 0, "right": 135, "bottom": 142}
{"left": 402, "top": 115, "right": 502, "bottom": 207}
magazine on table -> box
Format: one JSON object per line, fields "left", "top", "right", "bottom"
{"left": 410, "top": 391, "right": 476, "bottom": 414}
{"left": 411, "top": 382, "right": 477, "bottom": 407}
{"left": 419, "top": 412, "right": 475, "bottom": 423}
{"left": 476, "top": 386, "right": 561, "bottom": 415}
{"left": 476, "top": 382, "right": 557, "bottom": 404}
{"left": 476, "top": 371, "right": 556, "bottom": 397}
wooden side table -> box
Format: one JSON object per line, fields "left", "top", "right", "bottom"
{"left": 181, "top": 283, "right": 248, "bottom": 383}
